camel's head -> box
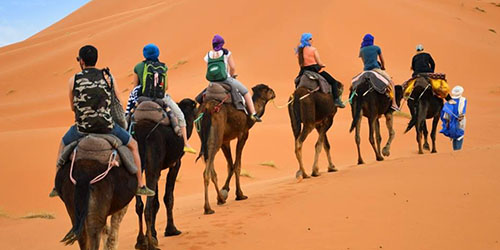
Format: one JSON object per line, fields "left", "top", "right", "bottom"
{"left": 251, "top": 84, "right": 276, "bottom": 102}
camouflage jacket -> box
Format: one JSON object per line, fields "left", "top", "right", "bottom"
{"left": 73, "top": 68, "right": 114, "bottom": 133}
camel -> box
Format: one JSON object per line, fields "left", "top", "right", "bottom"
{"left": 196, "top": 84, "right": 275, "bottom": 214}
{"left": 56, "top": 156, "right": 136, "bottom": 250}
{"left": 132, "top": 98, "right": 197, "bottom": 250}
{"left": 404, "top": 76, "right": 444, "bottom": 154}
{"left": 349, "top": 79, "right": 403, "bottom": 164}
{"left": 288, "top": 81, "right": 343, "bottom": 179}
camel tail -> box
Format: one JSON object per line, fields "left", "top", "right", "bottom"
{"left": 349, "top": 90, "right": 362, "bottom": 133}
{"left": 196, "top": 104, "right": 213, "bottom": 162}
{"left": 61, "top": 172, "right": 91, "bottom": 245}
{"left": 289, "top": 94, "right": 302, "bottom": 139}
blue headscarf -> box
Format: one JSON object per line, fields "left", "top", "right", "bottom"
{"left": 299, "top": 33, "right": 312, "bottom": 48}
{"left": 143, "top": 44, "right": 160, "bottom": 61}
{"left": 361, "top": 34, "right": 374, "bottom": 48}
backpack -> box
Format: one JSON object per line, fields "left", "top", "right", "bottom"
{"left": 206, "top": 52, "right": 228, "bottom": 82}
{"left": 440, "top": 99, "right": 466, "bottom": 139}
{"left": 140, "top": 61, "right": 167, "bottom": 99}
{"left": 73, "top": 68, "right": 114, "bottom": 133}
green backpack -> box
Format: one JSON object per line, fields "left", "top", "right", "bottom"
{"left": 206, "top": 52, "right": 228, "bottom": 82}
{"left": 141, "top": 60, "right": 168, "bottom": 99}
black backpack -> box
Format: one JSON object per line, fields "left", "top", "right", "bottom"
{"left": 140, "top": 60, "right": 168, "bottom": 99}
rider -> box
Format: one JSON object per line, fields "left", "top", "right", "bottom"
{"left": 204, "top": 34, "right": 262, "bottom": 122}
{"left": 126, "top": 44, "right": 197, "bottom": 154}
{"left": 411, "top": 44, "right": 435, "bottom": 77}
{"left": 296, "top": 33, "right": 345, "bottom": 108}
{"left": 359, "top": 34, "right": 399, "bottom": 111}
{"left": 50, "top": 45, "right": 155, "bottom": 197}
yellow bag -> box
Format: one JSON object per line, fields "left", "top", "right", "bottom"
{"left": 403, "top": 77, "right": 449, "bottom": 99}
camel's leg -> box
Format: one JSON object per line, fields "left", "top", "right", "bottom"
{"left": 103, "top": 206, "right": 128, "bottom": 250}
{"left": 368, "top": 117, "right": 384, "bottom": 161}
{"left": 203, "top": 161, "right": 214, "bottom": 214}
{"left": 355, "top": 114, "right": 364, "bottom": 165}
{"left": 144, "top": 173, "right": 160, "bottom": 250}
{"left": 220, "top": 142, "right": 234, "bottom": 197}
{"left": 295, "top": 124, "right": 314, "bottom": 179}
{"left": 323, "top": 133, "right": 337, "bottom": 172}
{"left": 164, "top": 161, "right": 182, "bottom": 237}
{"left": 382, "top": 113, "right": 395, "bottom": 157}
{"left": 416, "top": 102, "right": 428, "bottom": 154}
{"left": 77, "top": 227, "right": 88, "bottom": 250}
{"left": 135, "top": 196, "right": 146, "bottom": 250}
{"left": 150, "top": 185, "right": 160, "bottom": 244}
{"left": 375, "top": 119, "right": 383, "bottom": 157}
{"left": 234, "top": 133, "right": 249, "bottom": 200}
{"left": 85, "top": 216, "right": 105, "bottom": 250}
{"left": 311, "top": 126, "right": 325, "bottom": 177}
{"left": 430, "top": 113, "right": 439, "bottom": 153}
{"left": 422, "top": 121, "right": 430, "bottom": 151}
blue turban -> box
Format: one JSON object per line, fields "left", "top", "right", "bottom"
{"left": 143, "top": 44, "right": 160, "bottom": 61}
{"left": 299, "top": 33, "right": 312, "bottom": 48}
{"left": 361, "top": 34, "right": 374, "bottom": 48}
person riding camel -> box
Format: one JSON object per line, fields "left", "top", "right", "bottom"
{"left": 411, "top": 44, "right": 435, "bottom": 77}
{"left": 50, "top": 45, "right": 155, "bottom": 197}
{"left": 203, "top": 34, "right": 262, "bottom": 122}
{"left": 125, "top": 44, "right": 197, "bottom": 154}
{"left": 296, "top": 33, "right": 345, "bottom": 108}
{"left": 359, "top": 34, "right": 399, "bottom": 111}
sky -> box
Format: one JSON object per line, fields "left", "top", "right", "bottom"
{"left": 0, "top": 0, "right": 90, "bottom": 47}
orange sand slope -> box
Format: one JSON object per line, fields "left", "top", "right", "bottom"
{"left": 0, "top": 0, "right": 499, "bottom": 249}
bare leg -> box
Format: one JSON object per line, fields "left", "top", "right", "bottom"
{"left": 243, "top": 92, "right": 257, "bottom": 115}
{"left": 128, "top": 139, "right": 145, "bottom": 188}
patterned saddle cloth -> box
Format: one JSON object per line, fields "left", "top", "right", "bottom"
{"left": 295, "top": 71, "right": 331, "bottom": 94}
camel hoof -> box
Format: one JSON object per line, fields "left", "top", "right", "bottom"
{"left": 295, "top": 170, "right": 303, "bottom": 180}
{"left": 418, "top": 151, "right": 424, "bottom": 155}
{"left": 431, "top": 150, "right": 437, "bottom": 153}
{"left": 204, "top": 208, "right": 215, "bottom": 215}
{"left": 164, "top": 228, "right": 182, "bottom": 237}
{"left": 376, "top": 156, "right": 384, "bottom": 161}
{"left": 135, "top": 242, "right": 147, "bottom": 250}
{"left": 423, "top": 143, "right": 430, "bottom": 151}
{"left": 236, "top": 195, "right": 248, "bottom": 201}
{"left": 217, "top": 199, "right": 226, "bottom": 205}
{"left": 358, "top": 161, "right": 365, "bottom": 165}
{"left": 382, "top": 148, "right": 390, "bottom": 156}
{"left": 311, "top": 171, "right": 320, "bottom": 177}
{"left": 220, "top": 189, "right": 229, "bottom": 201}
{"left": 328, "top": 167, "right": 338, "bottom": 172}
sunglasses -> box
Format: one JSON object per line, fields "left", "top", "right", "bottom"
{"left": 76, "top": 56, "right": 81, "bottom": 62}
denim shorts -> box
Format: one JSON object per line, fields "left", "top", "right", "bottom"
{"left": 62, "top": 124, "right": 131, "bottom": 146}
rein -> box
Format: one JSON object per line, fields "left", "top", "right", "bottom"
{"left": 69, "top": 147, "right": 118, "bottom": 185}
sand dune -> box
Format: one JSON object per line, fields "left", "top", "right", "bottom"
{"left": 0, "top": 0, "right": 499, "bottom": 249}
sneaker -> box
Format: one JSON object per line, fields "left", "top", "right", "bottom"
{"left": 49, "top": 187, "right": 59, "bottom": 198}
{"left": 250, "top": 113, "right": 262, "bottom": 122}
{"left": 136, "top": 186, "right": 155, "bottom": 196}
{"left": 391, "top": 105, "right": 400, "bottom": 111}
{"left": 183, "top": 146, "right": 197, "bottom": 154}
{"left": 334, "top": 98, "right": 346, "bottom": 108}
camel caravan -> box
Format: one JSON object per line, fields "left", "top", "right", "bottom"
{"left": 51, "top": 33, "right": 466, "bottom": 249}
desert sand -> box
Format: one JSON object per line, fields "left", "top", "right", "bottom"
{"left": 0, "top": 0, "right": 499, "bottom": 249}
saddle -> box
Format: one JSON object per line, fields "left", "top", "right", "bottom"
{"left": 58, "top": 134, "right": 137, "bottom": 174}
{"left": 403, "top": 73, "right": 449, "bottom": 99}
{"left": 295, "top": 71, "right": 331, "bottom": 94}
{"left": 198, "top": 82, "right": 246, "bottom": 112}
{"left": 351, "top": 70, "right": 391, "bottom": 97}
{"left": 133, "top": 97, "right": 170, "bottom": 126}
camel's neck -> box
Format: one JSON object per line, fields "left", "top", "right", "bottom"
{"left": 253, "top": 97, "right": 268, "bottom": 118}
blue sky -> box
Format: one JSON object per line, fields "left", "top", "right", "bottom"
{"left": 0, "top": 0, "right": 90, "bottom": 47}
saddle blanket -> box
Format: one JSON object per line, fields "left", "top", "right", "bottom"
{"left": 351, "top": 70, "right": 392, "bottom": 98}
{"left": 403, "top": 73, "right": 449, "bottom": 99}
